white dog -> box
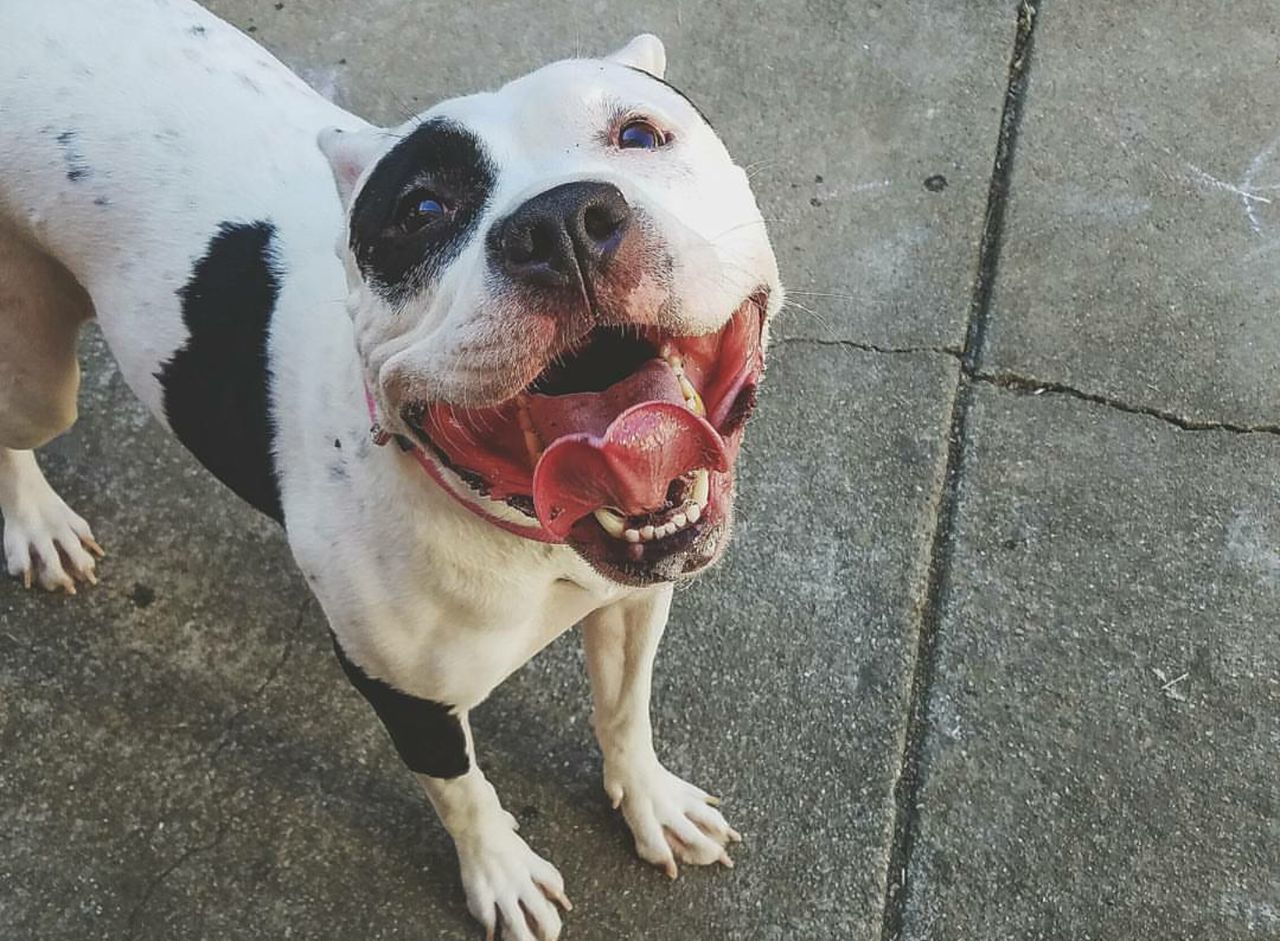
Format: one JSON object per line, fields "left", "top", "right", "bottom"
{"left": 0, "top": 1, "right": 782, "bottom": 937}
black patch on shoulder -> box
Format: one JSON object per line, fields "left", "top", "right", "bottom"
{"left": 331, "top": 634, "right": 470, "bottom": 778}
{"left": 625, "top": 67, "right": 714, "bottom": 128}
{"left": 157, "top": 221, "right": 284, "bottom": 523}
{"left": 348, "top": 119, "right": 496, "bottom": 305}
{"left": 55, "top": 130, "right": 91, "bottom": 182}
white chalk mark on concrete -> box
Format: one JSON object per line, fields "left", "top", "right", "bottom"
{"left": 816, "top": 178, "right": 892, "bottom": 203}
{"left": 1177, "top": 165, "right": 1269, "bottom": 215}
{"left": 1239, "top": 133, "right": 1280, "bottom": 234}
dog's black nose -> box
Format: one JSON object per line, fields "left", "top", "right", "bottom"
{"left": 491, "top": 181, "right": 631, "bottom": 289}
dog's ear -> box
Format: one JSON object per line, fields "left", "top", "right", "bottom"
{"left": 606, "top": 33, "right": 666, "bottom": 79}
{"left": 318, "top": 126, "right": 388, "bottom": 207}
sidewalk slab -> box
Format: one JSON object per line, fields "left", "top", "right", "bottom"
{"left": 1, "top": 331, "right": 958, "bottom": 938}
{"left": 901, "top": 386, "right": 1280, "bottom": 940}
{"left": 203, "top": 0, "right": 1015, "bottom": 348}
{"left": 984, "top": 1, "right": 1280, "bottom": 426}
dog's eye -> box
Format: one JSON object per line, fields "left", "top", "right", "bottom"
{"left": 618, "top": 119, "right": 666, "bottom": 150}
{"left": 394, "top": 189, "right": 451, "bottom": 232}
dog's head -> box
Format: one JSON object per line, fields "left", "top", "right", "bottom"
{"left": 319, "top": 35, "right": 782, "bottom": 586}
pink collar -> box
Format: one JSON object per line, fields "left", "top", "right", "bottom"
{"left": 364, "top": 387, "right": 564, "bottom": 544}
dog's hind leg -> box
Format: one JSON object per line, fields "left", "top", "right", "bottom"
{"left": 0, "top": 223, "right": 102, "bottom": 592}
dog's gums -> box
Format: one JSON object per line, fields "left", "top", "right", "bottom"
{"left": 404, "top": 290, "right": 767, "bottom": 580}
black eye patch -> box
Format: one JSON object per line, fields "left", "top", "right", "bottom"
{"left": 349, "top": 118, "right": 496, "bottom": 305}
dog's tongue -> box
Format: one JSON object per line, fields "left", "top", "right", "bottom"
{"left": 527, "top": 360, "right": 728, "bottom": 537}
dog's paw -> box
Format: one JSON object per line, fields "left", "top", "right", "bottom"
{"left": 604, "top": 757, "right": 742, "bottom": 878}
{"left": 456, "top": 823, "right": 571, "bottom": 941}
{"left": 2, "top": 488, "right": 103, "bottom": 594}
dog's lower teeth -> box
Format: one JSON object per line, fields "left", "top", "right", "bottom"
{"left": 593, "top": 469, "right": 713, "bottom": 543}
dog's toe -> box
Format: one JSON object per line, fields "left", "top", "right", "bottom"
{"left": 2, "top": 490, "right": 101, "bottom": 594}
{"left": 606, "top": 759, "right": 741, "bottom": 877}
{"left": 458, "top": 824, "right": 569, "bottom": 941}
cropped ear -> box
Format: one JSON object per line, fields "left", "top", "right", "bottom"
{"left": 606, "top": 33, "right": 666, "bottom": 79}
{"left": 318, "top": 126, "right": 389, "bottom": 207}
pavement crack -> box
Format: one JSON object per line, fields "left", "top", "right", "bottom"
{"left": 779, "top": 336, "right": 963, "bottom": 358}
{"left": 879, "top": 3, "right": 1041, "bottom": 939}
{"left": 207, "top": 597, "right": 306, "bottom": 763}
{"left": 971, "top": 369, "right": 1280, "bottom": 436}
{"left": 125, "top": 821, "right": 230, "bottom": 930}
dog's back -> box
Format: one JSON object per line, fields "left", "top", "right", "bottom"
{"left": 0, "top": 0, "right": 352, "bottom": 423}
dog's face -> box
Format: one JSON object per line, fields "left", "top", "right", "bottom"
{"left": 321, "top": 35, "right": 781, "bottom": 586}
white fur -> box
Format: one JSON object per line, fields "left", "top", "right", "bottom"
{"left": 0, "top": 3, "right": 779, "bottom": 937}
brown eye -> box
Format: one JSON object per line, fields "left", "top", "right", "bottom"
{"left": 618, "top": 119, "right": 666, "bottom": 149}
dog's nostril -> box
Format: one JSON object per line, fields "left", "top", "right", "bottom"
{"left": 583, "top": 204, "right": 624, "bottom": 244}
{"left": 504, "top": 220, "right": 560, "bottom": 267}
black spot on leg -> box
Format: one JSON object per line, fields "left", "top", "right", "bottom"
{"left": 157, "top": 221, "right": 285, "bottom": 522}
{"left": 331, "top": 635, "right": 470, "bottom": 778}
{"left": 188, "top": 24, "right": 207, "bottom": 37}
{"left": 55, "top": 130, "right": 91, "bottom": 183}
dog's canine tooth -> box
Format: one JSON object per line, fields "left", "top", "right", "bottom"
{"left": 685, "top": 501, "right": 702, "bottom": 524}
{"left": 593, "top": 507, "right": 626, "bottom": 537}
{"left": 690, "top": 469, "right": 710, "bottom": 507}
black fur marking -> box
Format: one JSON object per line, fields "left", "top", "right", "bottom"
{"left": 188, "top": 24, "right": 207, "bottom": 37}
{"left": 55, "top": 130, "right": 91, "bottom": 182}
{"left": 331, "top": 634, "right": 470, "bottom": 778}
{"left": 348, "top": 119, "right": 496, "bottom": 305}
{"left": 624, "top": 67, "right": 714, "bottom": 128}
{"left": 158, "top": 221, "right": 284, "bottom": 522}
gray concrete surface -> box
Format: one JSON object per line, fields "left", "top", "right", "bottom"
{"left": 983, "top": 1, "right": 1280, "bottom": 426}
{"left": 4, "top": 1, "right": 1279, "bottom": 939}
{"left": 901, "top": 389, "right": 1280, "bottom": 940}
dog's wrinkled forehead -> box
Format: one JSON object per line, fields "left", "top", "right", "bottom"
{"left": 331, "top": 43, "right": 732, "bottom": 303}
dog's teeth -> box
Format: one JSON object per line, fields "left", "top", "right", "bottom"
{"left": 640, "top": 524, "right": 656, "bottom": 541}
{"left": 593, "top": 508, "right": 626, "bottom": 538}
{"left": 671, "top": 511, "right": 687, "bottom": 529}
{"left": 624, "top": 528, "right": 641, "bottom": 543}
{"left": 686, "top": 502, "right": 702, "bottom": 524}
{"left": 691, "top": 469, "right": 710, "bottom": 507}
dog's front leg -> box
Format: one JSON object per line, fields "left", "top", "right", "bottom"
{"left": 582, "top": 587, "right": 741, "bottom": 878}
{"left": 332, "top": 638, "right": 570, "bottom": 941}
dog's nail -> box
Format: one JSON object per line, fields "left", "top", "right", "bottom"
{"left": 22, "top": 569, "right": 32, "bottom": 590}
{"left": 664, "top": 860, "right": 678, "bottom": 880}
{"left": 83, "top": 537, "right": 105, "bottom": 557}
{"left": 85, "top": 569, "right": 98, "bottom": 585}
{"left": 718, "top": 852, "right": 734, "bottom": 869}
{"left": 556, "top": 892, "right": 573, "bottom": 912}
{"left": 728, "top": 828, "right": 743, "bottom": 843}
{"left": 704, "top": 795, "right": 722, "bottom": 807}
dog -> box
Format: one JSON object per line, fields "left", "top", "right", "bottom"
{"left": 0, "top": 1, "right": 782, "bottom": 937}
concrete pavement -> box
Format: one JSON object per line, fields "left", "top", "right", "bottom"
{"left": 2, "top": 1, "right": 1276, "bottom": 939}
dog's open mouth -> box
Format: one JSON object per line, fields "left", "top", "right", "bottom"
{"left": 403, "top": 290, "right": 768, "bottom": 582}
